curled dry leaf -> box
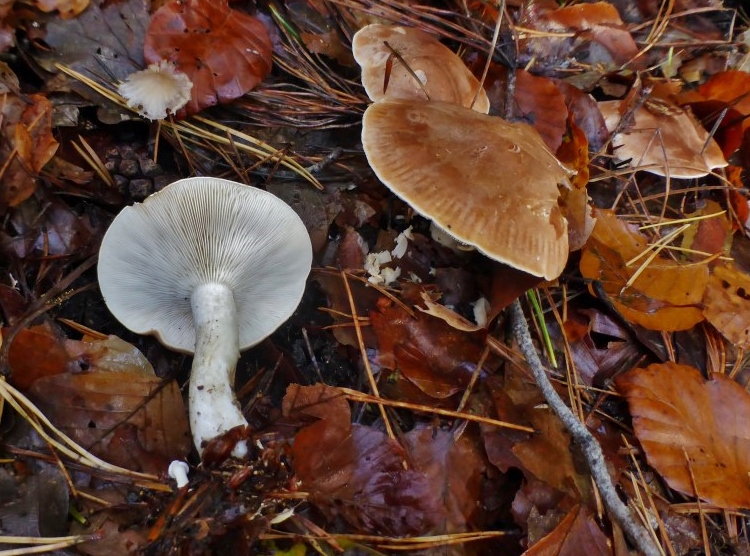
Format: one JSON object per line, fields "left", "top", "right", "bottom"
{"left": 579, "top": 211, "right": 708, "bottom": 331}
{"left": 599, "top": 98, "right": 727, "bottom": 178}
{"left": 352, "top": 24, "right": 489, "bottom": 112}
{"left": 703, "top": 265, "right": 750, "bottom": 349}
{"left": 144, "top": 0, "right": 272, "bottom": 115}
{"left": 617, "top": 363, "right": 750, "bottom": 509}
{"left": 418, "top": 291, "right": 484, "bottom": 332}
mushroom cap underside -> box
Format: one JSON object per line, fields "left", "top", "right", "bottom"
{"left": 98, "top": 177, "right": 313, "bottom": 353}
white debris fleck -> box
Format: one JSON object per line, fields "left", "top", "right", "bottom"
{"left": 391, "top": 226, "right": 413, "bottom": 259}
{"left": 472, "top": 297, "right": 491, "bottom": 327}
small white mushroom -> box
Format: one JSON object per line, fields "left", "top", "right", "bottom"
{"left": 118, "top": 60, "right": 193, "bottom": 120}
{"left": 168, "top": 460, "right": 190, "bottom": 488}
{"left": 97, "top": 177, "right": 312, "bottom": 456}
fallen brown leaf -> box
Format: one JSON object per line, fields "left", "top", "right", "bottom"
{"left": 617, "top": 362, "right": 750, "bottom": 509}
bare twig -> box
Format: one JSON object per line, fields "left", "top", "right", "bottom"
{"left": 510, "top": 300, "right": 661, "bottom": 556}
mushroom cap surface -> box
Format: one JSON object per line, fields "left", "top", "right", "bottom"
{"left": 98, "top": 177, "right": 312, "bottom": 353}
{"left": 362, "top": 99, "right": 571, "bottom": 280}
{"left": 353, "top": 24, "right": 490, "bottom": 113}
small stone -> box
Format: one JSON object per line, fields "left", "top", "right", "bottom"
{"left": 120, "top": 145, "right": 135, "bottom": 159}
{"left": 138, "top": 157, "right": 161, "bottom": 177}
{"left": 129, "top": 178, "right": 153, "bottom": 200}
{"left": 118, "top": 159, "right": 139, "bottom": 177}
{"left": 113, "top": 174, "right": 129, "bottom": 193}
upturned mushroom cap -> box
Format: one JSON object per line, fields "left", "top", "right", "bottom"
{"left": 353, "top": 24, "right": 490, "bottom": 113}
{"left": 97, "top": 177, "right": 312, "bottom": 352}
{"left": 362, "top": 99, "right": 571, "bottom": 280}
{"left": 118, "top": 60, "right": 193, "bottom": 120}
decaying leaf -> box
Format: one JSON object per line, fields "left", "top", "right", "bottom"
{"left": 580, "top": 211, "right": 709, "bottom": 331}
{"left": 404, "top": 426, "right": 489, "bottom": 532}
{"left": 284, "top": 384, "right": 444, "bottom": 535}
{"left": 30, "top": 370, "right": 190, "bottom": 473}
{"left": 40, "top": 0, "right": 148, "bottom": 92}
{"left": 519, "top": 0, "right": 638, "bottom": 68}
{"left": 513, "top": 408, "right": 591, "bottom": 501}
{"left": 599, "top": 98, "right": 727, "bottom": 178}
{"left": 14, "top": 332, "right": 191, "bottom": 473}
{"left": 371, "top": 300, "right": 486, "bottom": 399}
{"left": 703, "top": 265, "right": 750, "bottom": 349}
{"left": 144, "top": 0, "right": 272, "bottom": 115}
{"left": 0, "top": 94, "right": 58, "bottom": 207}
{"left": 617, "top": 363, "right": 750, "bottom": 509}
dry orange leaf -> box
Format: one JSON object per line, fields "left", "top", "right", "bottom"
{"left": 579, "top": 211, "right": 708, "bottom": 331}
{"left": 699, "top": 71, "right": 750, "bottom": 131}
{"left": 35, "top": 0, "right": 88, "bottom": 18}
{"left": 703, "top": 265, "right": 750, "bottom": 349}
{"left": 617, "top": 363, "right": 750, "bottom": 509}
{"left": 144, "top": 0, "right": 272, "bottom": 116}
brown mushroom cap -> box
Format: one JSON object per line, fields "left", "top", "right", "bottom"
{"left": 353, "top": 24, "right": 490, "bottom": 113}
{"left": 362, "top": 99, "right": 572, "bottom": 280}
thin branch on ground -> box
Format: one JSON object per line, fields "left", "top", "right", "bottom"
{"left": 510, "top": 300, "right": 661, "bottom": 556}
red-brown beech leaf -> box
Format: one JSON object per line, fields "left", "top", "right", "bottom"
{"left": 525, "top": 504, "right": 612, "bottom": 556}
{"left": 371, "top": 300, "right": 485, "bottom": 399}
{"left": 285, "top": 384, "right": 444, "bottom": 535}
{"left": 616, "top": 363, "right": 750, "bottom": 509}
{"left": 404, "top": 426, "right": 488, "bottom": 532}
{"left": 144, "top": 0, "right": 272, "bottom": 116}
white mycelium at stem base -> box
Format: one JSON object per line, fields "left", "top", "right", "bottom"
{"left": 189, "top": 282, "right": 247, "bottom": 457}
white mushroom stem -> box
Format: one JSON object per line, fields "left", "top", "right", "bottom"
{"left": 189, "top": 282, "right": 248, "bottom": 457}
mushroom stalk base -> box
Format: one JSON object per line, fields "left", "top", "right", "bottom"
{"left": 189, "top": 283, "right": 248, "bottom": 457}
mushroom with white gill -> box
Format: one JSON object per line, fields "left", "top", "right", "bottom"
{"left": 97, "top": 177, "right": 313, "bottom": 456}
